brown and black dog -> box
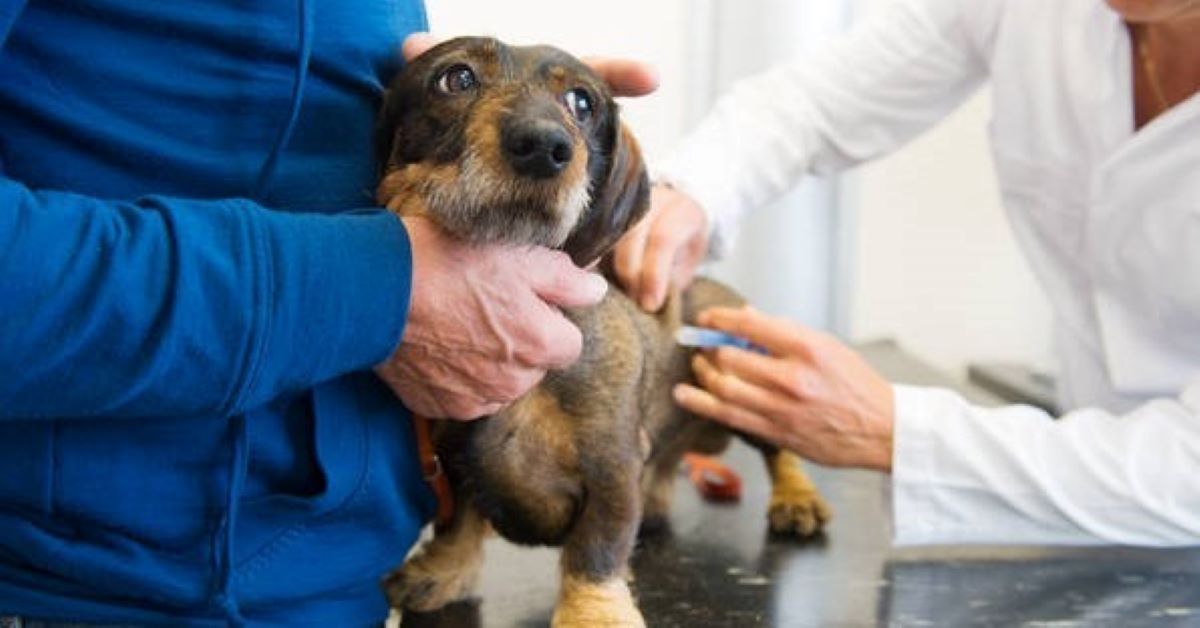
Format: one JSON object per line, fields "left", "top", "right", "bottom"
{"left": 375, "top": 37, "right": 831, "bottom": 627}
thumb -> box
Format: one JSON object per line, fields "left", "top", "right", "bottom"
{"left": 581, "top": 57, "right": 660, "bottom": 98}
{"left": 528, "top": 248, "right": 609, "bottom": 309}
{"left": 402, "top": 32, "right": 442, "bottom": 62}
{"left": 639, "top": 218, "right": 691, "bottom": 311}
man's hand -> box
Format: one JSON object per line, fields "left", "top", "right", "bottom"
{"left": 672, "top": 307, "right": 896, "bottom": 471}
{"left": 376, "top": 217, "right": 607, "bottom": 419}
{"left": 612, "top": 184, "right": 709, "bottom": 311}
{"left": 402, "top": 33, "right": 660, "bottom": 97}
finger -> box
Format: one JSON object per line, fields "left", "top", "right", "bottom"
{"left": 692, "top": 354, "right": 792, "bottom": 419}
{"left": 502, "top": 365, "right": 549, "bottom": 401}
{"left": 581, "top": 57, "right": 659, "bottom": 97}
{"left": 697, "top": 307, "right": 812, "bottom": 358}
{"left": 673, "top": 384, "right": 781, "bottom": 445}
{"left": 404, "top": 383, "right": 492, "bottom": 421}
{"left": 710, "top": 346, "right": 807, "bottom": 398}
{"left": 527, "top": 303, "right": 585, "bottom": 369}
{"left": 402, "top": 32, "right": 442, "bottom": 62}
{"left": 670, "top": 256, "right": 701, "bottom": 297}
{"left": 612, "top": 216, "right": 650, "bottom": 301}
{"left": 442, "top": 397, "right": 505, "bottom": 421}
{"left": 639, "top": 212, "right": 692, "bottom": 311}
{"left": 528, "top": 248, "right": 609, "bottom": 308}
{"left": 442, "top": 402, "right": 504, "bottom": 421}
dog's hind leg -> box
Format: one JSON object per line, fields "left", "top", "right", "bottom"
{"left": 552, "top": 462, "right": 646, "bottom": 628}
{"left": 385, "top": 503, "right": 489, "bottom": 613}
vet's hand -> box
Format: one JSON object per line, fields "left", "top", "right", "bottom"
{"left": 376, "top": 216, "right": 607, "bottom": 420}
{"left": 402, "top": 33, "right": 659, "bottom": 98}
{"left": 612, "top": 184, "right": 709, "bottom": 311}
{"left": 672, "top": 307, "right": 896, "bottom": 471}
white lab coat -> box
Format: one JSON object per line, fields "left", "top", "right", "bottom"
{"left": 659, "top": 0, "right": 1200, "bottom": 546}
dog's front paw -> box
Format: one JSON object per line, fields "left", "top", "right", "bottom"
{"left": 384, "top": 554, "right": 479, "bottom": 613}
{"left": 552, "top": 575, "right": 646, "bottom": 628}
{"left": 768, "top": 487, "right": 832, "bottom": 537}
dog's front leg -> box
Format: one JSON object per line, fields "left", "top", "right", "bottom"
{"left": 552, "top": 464, "right": 645, "bottom": 628}
{"left": 385, "top": 503, "right": 489, "bottom": 613}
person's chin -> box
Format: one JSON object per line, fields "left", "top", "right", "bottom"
{"left": 1103, "top": 0, "right": 1197, "bottom": 23}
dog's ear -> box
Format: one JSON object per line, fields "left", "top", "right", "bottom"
{"left": 562, "top": 123, "right": 651, "bottom": 267}
{"left": 374, "top": 88, "right": 402, "bottom": 179}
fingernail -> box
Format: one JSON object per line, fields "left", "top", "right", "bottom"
{"left": 586, "top": 273, "right": 609, "bottom": 299}
{"left": 651, "top": 288, "right": 667, "bottom": 310}
{"left": 672, "top": 384, "right": 693, "bottom": 403}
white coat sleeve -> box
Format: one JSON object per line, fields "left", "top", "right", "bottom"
{"left": 891, "top": 383, "right": 1200, "bottom": 546}
{"left": 657, "top": 0, "right": 996, "bottom": 257}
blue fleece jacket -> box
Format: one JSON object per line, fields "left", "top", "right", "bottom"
{"left": 0, "top": 0, "right": 435, "bottom": 624}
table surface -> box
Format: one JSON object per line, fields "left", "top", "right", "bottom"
{"left": 401, "top": 341, "right": 1200, "bottom": 627}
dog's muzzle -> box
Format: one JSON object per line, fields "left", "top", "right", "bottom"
{"left": 501, "top": 117, "right": 574, "bottom": 180}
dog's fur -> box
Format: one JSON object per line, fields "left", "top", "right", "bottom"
{"left": 376, "top": 37, "right": 831, "bottom": 627}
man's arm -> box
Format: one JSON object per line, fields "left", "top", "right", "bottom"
{"left": 0, "top": 178, "right": 412, "bottom": 419}
{"left": 0, "top": 0, "right": 25, "bottom": 44}
{"left": 674, "top": 306, "right": 1200, "bottom": 547}
{"left": 616, "top": 0, "right": 1000, "bottom": 309}
{"left": 892, "top": 384, "right": 1200, "bottom": 547}
{"left": 661, "top": 0, "right": 993, "bottom": 253}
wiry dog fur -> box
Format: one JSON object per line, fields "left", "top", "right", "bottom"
{"left": 376, "top": 37, "right": 831, "bottom": 627}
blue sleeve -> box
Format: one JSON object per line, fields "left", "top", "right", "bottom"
{"left": 0, "top": 178, "right": 413, "bottom": 419}
{"left": 0, "top": 0, "right": 25, "bottom": 46}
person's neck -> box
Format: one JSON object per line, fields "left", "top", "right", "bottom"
{"left": 1141, "top": 16, "right": 1200, "bottom": 56}
{"left": 1129, "top": 16, "right": 1200, "bottom": 125}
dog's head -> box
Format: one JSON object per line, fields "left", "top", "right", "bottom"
{"left": 376, "top": 37, "right": 650, "bottom": 266}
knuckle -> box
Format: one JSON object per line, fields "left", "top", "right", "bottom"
{"left": 782, "top": 364, "right": 810, "bottom": 397}
{"left": 500, "top": 369, "right": 534, "bottom": 399}
{"left": 645, "top": 228, "right": 677, "bottom": 252}
{"left": 612, "top": 247, "right": 634, "bottom": 279}
{"left": 712, "top": 375, "right": 735, "bottom": 399}
{"left": 551, "top": 323, "right": 584, "bottom": 364}
{"left": 517, "top": 370, "right": 545, "bottom": 394}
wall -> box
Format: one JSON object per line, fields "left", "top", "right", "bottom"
{"left": 843, "top": 2, "right": 1055, "bottom": 376}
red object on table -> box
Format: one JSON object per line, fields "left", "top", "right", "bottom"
{"left": 682, "top": 453, "right": 743, "bottom": 502}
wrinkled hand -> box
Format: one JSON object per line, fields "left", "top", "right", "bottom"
{"left": 612, "top": 184, "right": 709, "bottom": 312}
{"left": 376, "top": 217, "right": 607, "bottom": 420}
{"left": 402, "top": 33, "right": 660, "bottom": 97}
{"left": 672, "top": 307, "right": 896, "bottom": 471}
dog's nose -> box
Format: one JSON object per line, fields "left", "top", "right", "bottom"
{"left": 501, "top": 120, "right": 573, "bottom": 179}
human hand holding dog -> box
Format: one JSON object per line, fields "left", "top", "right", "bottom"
{"left": 376, "top": 216, "right": 608, "bottom": 420}
{"left": 613, "top": 184, "right": 709, "bottom": 311}
{"left": 672, "top": 307, "right": 896, "bottom": 471}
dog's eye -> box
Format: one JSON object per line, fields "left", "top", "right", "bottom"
{"left": 435, "top": 65, "right": 478, "bottom": 94}
{"left": 564, "top": 88, "right": 593, "bottom": 123}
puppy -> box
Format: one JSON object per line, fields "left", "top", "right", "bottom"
{"left": 375, "top": 37, "right": 831, "bottom": 627}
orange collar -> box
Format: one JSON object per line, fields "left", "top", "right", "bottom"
{"left": 412, "top": 415, "right": 455, "bottom": 531}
